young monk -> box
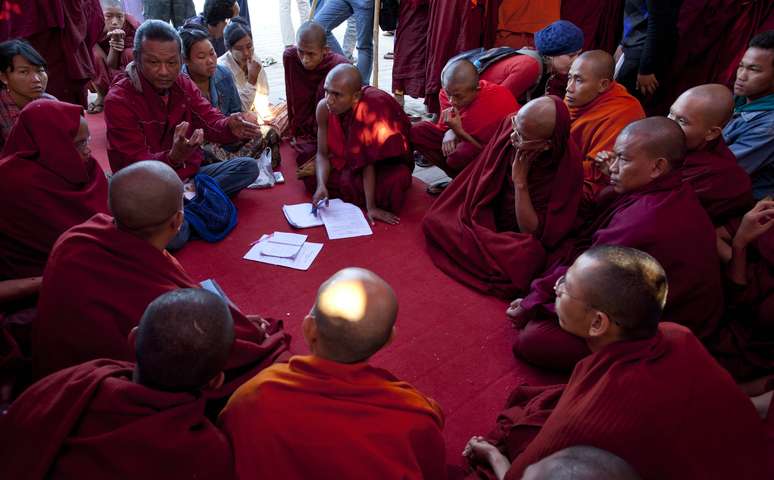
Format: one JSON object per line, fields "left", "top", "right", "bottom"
{"left": 423, "top": 96, "right": 582, "bottom": 298}
{"left": 668, "top": 84, "right": 754, "bottom": 224}
{"left": 0, "top": 99, "right": 107, "bottom": 281}
{"left": 219, "top": 268, "right": 446, "bottom": 480}
{"left": 508, "top": 118, "right": 723, "bottom": 371}
{"left": 311, "top": 64, "right": 414, "bottom": 225}
{"left": 412, "top": 59, "right": 518, "bottom": 191}
{"left": 284, "top": 21, "right": 349, "bottom": 165}
{"left": 0, "top": 289, "right": 235, "bottom": 479}
{"left": 466, "top": 246, "right": 766, "bottom": 480}
{"left": 33, "top": 161, "right": 290, "bottom": 390}
{"left": 565, "top": 50, "right": 645, "bottom": 200}
{"left": 89, "top": 0, "right": 139, "bottom": 114}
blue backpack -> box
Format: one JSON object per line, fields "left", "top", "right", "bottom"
{"left": 184, "top": 174, "right": 237, "bottom": 242}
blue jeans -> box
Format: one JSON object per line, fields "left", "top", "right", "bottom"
{"left": 167, "top": 157, "right": 258, "bottom": 250}
{"left": 314, "top": 0, "right": 374, "bottom": 84}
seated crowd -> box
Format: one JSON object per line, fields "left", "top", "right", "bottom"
{"left": 0, "top": 1, "right": 774, "bottom": 478}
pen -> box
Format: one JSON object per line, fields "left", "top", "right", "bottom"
{"left": 311, "top": 199, "right": 327, "bottom": 217}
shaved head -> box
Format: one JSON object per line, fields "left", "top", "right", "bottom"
{"left": 565, "top": 50, "right": 614, "bottom": 107}
{"left": 442, "top": 58, "right": 479, "bottom": 90}
{"left": 309, "top": 268, "right": 398, "bottom": 363}
{"left": 619, "top": 117, "right": 687, "bottom": 168}
{"left": 296, "top": 20, "right": 327, "bottom": 49}
{"left": 328, "top": 63, "right": 362, "bottom": 94}
{"left": 680, "top": 84, "right": 735, "bottom": 125}
{"left": 575, "top": 50, "right": 615, "bottom": 80}
{"left": 523, "top": 446, "right": 642, "bottom": 480}
{"left": 109, "top": 160, "right": 183, "bottom": 232}
{"left": 668, "top": 84, "right": 734, "bottom": 150}
{"left": 135, "top": 288, "right": 235, "bottom": 392}
{"left": 516, "top": 96, "right": 557, "bottom": 140}
{"left": 100, "top": 0, "right": 125, "bottom": 9}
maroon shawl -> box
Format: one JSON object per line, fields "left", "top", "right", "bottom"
{"left": 33, "top": 214, "right": 290, "bottom": 394}
{"left": 484, "top": 323, "right": 766, "bottom": 479}
{"left": 560, "top": 0, "right": 624, "bottom": 53}
{"left": 0, "top": 99, "right": 108, "bottom": 280}
{"left": 681, "top": 137, "right": 754, "bottom": 224}
{"left": 392, "top": 0, "right": 430, "bottom": 98}
{"left": 0, "top": 359, "right": 234, "bottom": 479}
{"left": 423, "top": 96, "right": 583, "bottom": 298}
{"left": 522, "top": 173, "right": 724, "bottom": 339}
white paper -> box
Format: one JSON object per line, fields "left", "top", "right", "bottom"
{"left": 244, "top": 235, "right": 323, "bottom": 270}
{"left": 270, "top": 231, "right": 307, "bottom": 246}
{"left": 319, "top": 199, "right": 373, "bottom": 240}
{"left": 283, "top": 203, "right": 324, "bottom": 228}
{"left": 260, "top": 242, "right": 302, "bottom": 258}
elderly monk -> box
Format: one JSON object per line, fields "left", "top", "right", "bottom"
{"left": 33, "top": 161, "right": 290, "bottom": 390}
{"left": 284, "top": 21, "right": 348, "bottom": 165}
{"left": 508, "top": 118, "right": 723, "bottom": 371}
{"left": 565, "top": 50, "right": 644, "bottom": 200}
{"left": 412, "top": 59, "right": 518, "bottom": 187}
{"left": 220, "top": 268, "right": 446, "bottom": 480}
{"left": 519, "top": 446, "right": 641, "bottom": 480}
{"left": 311, "top": 64, "right": 413, "bottom": 225}
{"left": 668, "top": 84, "right": 754, "bottom": 224}
{"left": 0, "top": 99, "right": 107, "bottom": 281}
{"left": 0, "top": 289, "right": 235, "bottom": 479}
{"left": 423, "top": 96, "right": 582, "bottom": 298}
{"left": 465, "top": 246, "right": 766, "bottom": 480}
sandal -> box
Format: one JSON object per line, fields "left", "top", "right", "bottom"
{"left": 384, "top": 52, "right": 394, "bottom": 60}
{"left": 426, "top": 180, "right": 450, "bottom": 196}
{"left": 261, "top": 56, "right": 277, "bottom": 67}
{"left": 87, "top": 101, "right": 104, "bottom": 114}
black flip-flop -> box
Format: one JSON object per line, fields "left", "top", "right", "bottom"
{"left": 426, "top": 180, "right": 450, "bottom": 196}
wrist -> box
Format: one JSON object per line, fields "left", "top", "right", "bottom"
{"left": 732, "top": 238, "right": 750, "bottom": 251}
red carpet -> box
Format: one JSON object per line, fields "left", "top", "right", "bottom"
{"left": 87, "top": 113, "right": 565, "bottom": 472}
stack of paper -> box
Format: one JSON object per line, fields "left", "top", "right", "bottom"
{"left": 282, "top": 199, "right": 372, "bottom": 240}
{"left": 282, "top": 203, "right": 324, "bottom": 228}
{"left": 243, "top": 232, "right": 322, "bottom": 270}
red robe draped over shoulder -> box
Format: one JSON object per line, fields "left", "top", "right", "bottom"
{"left": 516, "top": 173, "right": 724, "bottom": 370}
{"left": 0, "top": 99, "right": 108, "bottom": 280}
{"left": 392, "top": 0, "right": 430, "bottom": 98}
{"left": 567, "top": 82, "right": 645, "bottom": 200}
{"left": 33, "top": 214, "right": 290, "bottom": 394}
{"left": 483, "top": 323, "right": 766, "bottom": 479}
{"left": 423, "top": 96, "right": 582, "bottom": 298}
{"left": 219, "top": 355, "right": 446, "bottom": 480}
{"left": 681, "top": 137, "right": 754, "bottom": 225}
{"left": 316, "top": 86, "right": 414, "bottom": 212}
{"left": 560, "top": 0, "right": 624, "bottom": 53}
{"left": 0, "top": 359, "right": 234, "bottom": 480}
{"left": 480, "top": 54, "right": 542, "bottom": 103}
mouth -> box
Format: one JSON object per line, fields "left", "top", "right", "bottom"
{"left": 565, "top": 96, "right": 574, "bottom": 103}
{"left": 609, "top": 177, "right": 618, "bottom": 185}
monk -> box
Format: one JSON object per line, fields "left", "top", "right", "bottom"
{"left": 412, "top": 59, "right": 518, "bottom": 189}
{"left": 465, "top": 246, "right": 766, "bottom": 480}
{"left": 565, "top": 50, "right": 645, "bottom": 200}
{"left": 0, "top": 289, "right": 235, "bottom": 479}
{"left": 423, "top": 96, "right": 582, "bottom": 298}
{"left": 311, "top": 64, "right": 414, "bottom": 225}
{"left": 89, "top": 0, "right": 139, "bottom": 114}
{"left": 508, "top": 118, "right": 723, "bottom": 371}
{"left": 0, "top": 99, "right": 108, "bottom": 281}
{"left": 283, "top": 21, "right": 348, "bottom": 166}
{"left": 668, "top": 84, "right": 754, "bottom": 224}
{"left": 519, "top": 446, "right": 641, "bottom": 480}
{"left": 219, "top": 268, "right": 446, "bottom": 480}
{"left": 392, "top": 0, "right": 429, "bottom": 107}
{"left": 33, "top": 161, "right": 290, "bottom": 391}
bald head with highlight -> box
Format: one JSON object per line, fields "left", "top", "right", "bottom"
{"left": 668, "top": 84, "right": 735, "bottom": 150}
{"left": 522, "top": 446, "right": 642, "bottom": 480}
{"left": 565, "top": 50, "right": 614, "bottom": 108}
{"left": 515, "top": 96, "right": 557, "bottom": 141}
{"left": 442, "top": 59, "right": 480, "bottom": 109}
{"left": 109, "top": 161, "right": 183, "bottom": 233}
{"left": 305, "top": 268, "right": 398, "bottom": 364}
{"left": 296, "top": 21, "right": 327, "bottom": 49}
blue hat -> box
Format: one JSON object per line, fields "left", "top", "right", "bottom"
{"left": 534, "top": 20, "right": 584, "bottom": 56}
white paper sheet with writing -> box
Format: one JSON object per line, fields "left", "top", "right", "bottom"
{"left": 243, "top": 234, "right": 322, "bottom": 270}
{"left": 260, "top": 232, "right": 307, "bottom": 258}
{"left": 282, "top": 203, "right": 324, "bottom": 228}
{"left": 318, "top": 199, "right": 373, "bottom": 240}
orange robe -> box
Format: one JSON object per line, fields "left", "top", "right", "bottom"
{"left": 219, "top": 355, "right": 447, "bottom": 480}
{"left": 567, "top": 82, "right": 645, "bottom": 200}
{"left": 496, "top": 0, "right": 560, "bottom": 48}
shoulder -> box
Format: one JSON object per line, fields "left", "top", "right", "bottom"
{"left": 215, "top": 65, "right": 236, "bottom": 83}
{"left": 283, "top": 46, "right": 299, "bottom": 61}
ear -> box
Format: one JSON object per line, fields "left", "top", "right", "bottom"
{"left": 352, "top": 89, "right": 363, "bottom": 103}
{"left": 587, "top": 310, "right": 612, "bottom": 338}
{"left": 651, "top": 157, "right": 669, "bottom": 178}
{"left": 302, "top": 313, "right": 318, "bottom": 350}
{"left": 598, "top": 77, "right": 612, "bottom": 93}
{"left": 704, "top": 125, "right": 722, "bottom": 143}
{"left": 127, "top": 326, "right": 138, "bottom": 351}
{"left": 172, "top": 210, "right": 184, "bottom": 232}
{"left": 0, "top": 72, "right": 8, "bottom": 86}
{"left": 204, "top": 371, "right": 225, "bottom": 391}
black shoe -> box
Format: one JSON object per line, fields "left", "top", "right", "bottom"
{"left": 414, "top": 151, "right": 432, "bottom": 168}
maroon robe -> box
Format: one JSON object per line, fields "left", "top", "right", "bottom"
{"left": 0, "top": 359, "right": 234, "bottom": 479}
{"left": 515, "top": 173, "right": 724, "bottom": 371}
{"left": 283, "top": 47, "right": 348, "bottom": 165}
{"left": 33, "top": 214, "right": 290, "bottom": 395}
{"left": 560, "top": 0, "right": 624, "bottom": 53}
{"left": 392, "top": 0, "right": 430, "bottom": 98}
{"left": 0, "top": 0, "right": 104, "bottom": 107}
{"left": 91, "top": 14, "right": 139, "bottom": 94}
{"left": 477, "top": 323, "right": 766, "bottom": 479}
{"left": 681, "top": 137, "right": 753, "bottom": 225}
{"left": 0, "top": 99, "right": 108, "bottom": 280}
{"left": 423, "top": 96, "right": 583, "bottom": 298}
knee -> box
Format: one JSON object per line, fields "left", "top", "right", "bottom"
{"left": 512, "top": 320, "right": 590, "bottom": 372}
{"left": 229, "top": 157, "right": 259, "bottom": 177}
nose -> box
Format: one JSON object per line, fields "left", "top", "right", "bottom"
{"left": 737, "top": 67, "right": 747, "bottom": 81}
{"left": 609, "top": 156, "right": 620, "bottom": 173}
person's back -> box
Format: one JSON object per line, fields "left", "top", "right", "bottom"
{"left": 0, "top": 289, "right": 237, "bottom": 479}
{"left": 220, "top": 268, "right": 447, "bottom": 480}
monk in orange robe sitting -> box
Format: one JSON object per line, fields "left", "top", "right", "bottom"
{"left": 0, "top": 289, "right": 235, "bottom": 479}
{"left": 219, "top": 267, "right": 446, "bottom": 480}
{"left": 311, "top": 64, "right": 414, "bottom": 225}
{"left": 411, "top": 58, "right": 519, "bottom": 193}
{"left": 465, "top": 246, "right": 766, "bottom": 480}
{"left": 565, "top": 50, "right": 644, "bottom": 201}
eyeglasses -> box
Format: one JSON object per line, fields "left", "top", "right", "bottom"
{"left": 555, "top": 274, "right": 623, "bottom": 326}
{"left": 73, "top": 136, "right": 90, "bottom": 153}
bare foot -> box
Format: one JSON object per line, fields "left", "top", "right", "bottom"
{"left": 463, "top": 436, "right": 498, "bottom": 460}
{"left": 751, "top": 390, "right": 774, "bottom": 419}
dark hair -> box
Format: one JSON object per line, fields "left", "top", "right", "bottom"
{"left": 178, "top": 23, "right": 211, "bottom": 59}
{"left": 134, "top": 19, "right": 182, "bottom": 61}
{"left": 0, "top": 39, "right": 46, "bottom": 74}
{"left": 750, "top": 30, "right": 774, "bottom": 66}
{"left": 203, "top": 0, "right": 236, "bottom": 26}
{"left": 224, "top": 16, "right": 252, "bottom": 50}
